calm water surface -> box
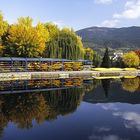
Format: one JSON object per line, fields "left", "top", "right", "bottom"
{"left": 0, "top": 78, "right": 140, "bottom": 140}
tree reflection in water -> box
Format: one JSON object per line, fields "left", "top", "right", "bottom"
{"left": 0, "top": 87, "right": 86, "bottom": 135}
{"left": 0, "top": 78, "right": 102, "bottom": 136}
{"left": 84, "top": 79, "right": 101, "bottom": 93}
{"left": 101, "top": 79, "right": 111, "bottom": 98}
{"left": 0, "top": 77, "right": 139, "bottom": 136}
{"left": 101, "top": 77, "right": 140, "bottom": 95}
{"left": 121, "top": 77, "right": 140, "bottom": 93}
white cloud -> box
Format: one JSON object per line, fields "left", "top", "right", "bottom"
{"left": 97, "top": 103, "right": 119, "bottom": 111}
{"left": 113, "top": 0, "right": 140, "bottom": 19}
{"left": 99, "top": 0, "right": 140, "bottom": 27}
{"left": 53, "top": 20, "right": 65, "bottom": 28}
{"left": 89, "top": 134, "right": 128, "bottom": 140}
{"left": 113, "top": 111, "right": 140, "bottom": 131}
{"left": 100, "top": 19, "right": 119, "bottom": 27}
{"left": 94, "top": 0, "right": 112, "bottom": 4}
{"left": 97, "top": 126, "right": 111, "bottom": 132}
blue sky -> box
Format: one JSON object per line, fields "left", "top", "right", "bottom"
{"left": 0, "top": 0, "right": 140, "bottom": 30}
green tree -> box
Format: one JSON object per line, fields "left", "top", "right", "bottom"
{"left": 60, "top": 28, "right": 85, "bottom": 60}
{"left": 45, "top": 22, "right": 59, "bottom": 38}
{"left": 45, "top": 26, "right": 85, "bottom": 60}
{"left": 101, "top": 47, "right": 111, "bottom": 68}
{"left": 92, "top": 52, "right": 102, "bottom": 67}
{"left": 84, "top": 48, "right": 94, "bottom": 61}
{"left": 122, "top": 51, "right": 139, "bottom": 67}
{"left": 44, "top": 23, "right": 61, "bottom": 58}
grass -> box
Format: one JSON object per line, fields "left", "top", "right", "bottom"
{"left": 94, "top": 76, "right": 123, "bottom": 79}
{"left": 108, "top": 68, "right": 123, "bottom": 71}
{"left": 92, "top": 67, "right": 138, "bottom": 71}
{"left": 123, "top": 68, "right": 137, "bottom": 71}
{"left": 92, "top": 68, "right": 111, "bottom": 71}
{"left": 123, "top": 76, "right": 137, "bottom": 79}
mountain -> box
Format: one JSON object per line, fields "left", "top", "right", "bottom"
{"left": 76, "top": 26, "right": 140, "bottom": 52}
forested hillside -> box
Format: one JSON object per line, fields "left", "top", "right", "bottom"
{"left": 76, "top": 26, "right": 140, "bottom": 52}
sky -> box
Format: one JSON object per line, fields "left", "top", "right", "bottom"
{"left": 0, "top": 0, "right": 140, "bottom": 30}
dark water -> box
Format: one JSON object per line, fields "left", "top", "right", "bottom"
{"left": 0, "top": 78, "right": 140, "bottom": 140}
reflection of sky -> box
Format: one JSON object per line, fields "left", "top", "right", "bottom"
{"left": 98, "top": 103, "right": 140, "bottom": 132}
{"left": 88, "top": 103, "right": 140, "bottom": 140}
{"left": 89, "top": 134, "right": 128, "bottom": 140}
{"left": 2, "top": 102, "right": 140, "bottom": 140}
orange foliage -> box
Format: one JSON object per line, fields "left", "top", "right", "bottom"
{"left": 135, "top": 49, "right": 140, "bottom": 59}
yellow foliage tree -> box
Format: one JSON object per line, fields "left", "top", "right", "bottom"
{"left": 122, "top": 51, "right": 140, "bottom": 67}
{"left": 0, "top": 12, "right": 8, "bottom": 56}
{"left": 6, "top": 17, "right": 49, "bottom": 57}
{"left": 0, "top": 46, "right": 5, "bottom": 56}
{"left": 0, "top": 13, "right": 8, "bottom": 37}
{"left": 122, "top": 77, "right": 140, "bottom": 93}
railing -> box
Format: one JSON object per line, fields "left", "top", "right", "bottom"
{"left": 0, "top": 57, "right": 92, "bottom": 72}
{"left": 0, "top": 78, "right": 85, "bottom": 94}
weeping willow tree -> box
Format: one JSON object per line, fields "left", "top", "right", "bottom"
{"left": 45, "top": 25, "right": 85, "bottom": 60}
{"left": 44, "top": 88, "right": 85, "bottom": 117}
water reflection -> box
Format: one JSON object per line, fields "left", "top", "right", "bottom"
{"left": 84, "top": 77, "right": 140, "bottom": 104}
{"left": 101, "top": 79, "right": 111, "bottom": 98}
{"left": 0, "top": 88, "right": 85, "bottom": 136}
{"left": 0, "top": 77, "right": 140, "bottom": 94}
{"left": 121, "top": 77, "right": 140, "bottom": 93}
{"left": 0, "top": 78, "right": 84, "bottom": 93}
{"left": 91, "top": 103, "right": 140, "bottom": 140}
{"left": 0, "top": 77, "right": 139, "bottom": 139}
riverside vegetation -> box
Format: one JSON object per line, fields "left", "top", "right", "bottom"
{"left": 0, "top": 12, "right": 140, "bottom": 69}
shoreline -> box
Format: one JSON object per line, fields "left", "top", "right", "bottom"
{"left": 0, "top": 70, "right": 140, "bottom": 81}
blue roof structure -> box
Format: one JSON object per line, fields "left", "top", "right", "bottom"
{"left": 0, "top": 57, "right": 71, "bottom": 62}
{"left": 0, "top": 57, "right": 92, "bottom": 62}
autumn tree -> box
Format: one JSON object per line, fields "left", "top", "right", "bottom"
{"left": 135, "top": 49, "right": 140, "bottom": 60}
{"left": 0, "top": 13, "right": 85, "bottom": 59}
{"left": 6, "top": 17, "right": 49, "bottom": 57}
{"left": 0, "top": 12, "right": 8, "bottom": 56}
{"left": 122, "top": 51, "right": 139, "bottom": 67}
{"left": 121, "top": 77, "right": 140, "bottom": 93}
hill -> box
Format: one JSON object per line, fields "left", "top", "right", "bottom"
{"left": 76, "top": 26, "right": 140, "bottom": 53}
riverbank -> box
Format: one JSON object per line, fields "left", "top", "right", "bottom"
{"left": 0, "top": 70, "right": 140, "bottom": 81}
